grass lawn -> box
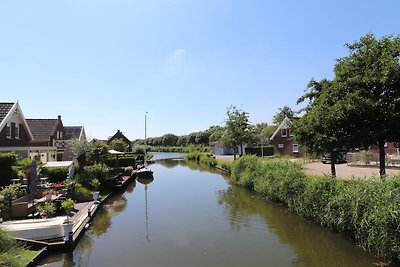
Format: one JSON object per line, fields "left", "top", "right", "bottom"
{"left": 16, "top": 249, "right": 45, "bottom": 267}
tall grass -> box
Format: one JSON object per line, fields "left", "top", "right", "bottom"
{"left": 231, "top": 155, "right": 400, "bottom": 262}
{"left": 0, "top": 227, "right": 21, "bottom": 267}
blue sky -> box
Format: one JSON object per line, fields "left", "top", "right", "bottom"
{"left": 1, "top": 1, "right": 399, "bottom": 140}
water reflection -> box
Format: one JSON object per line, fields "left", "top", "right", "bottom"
{"left": 38, "top": 155, "right": 387, "bottom": 267}
{"left": 218, "top": 185, "right": 381, "bottom": 267}
{"left": 156, "top": 158, "right": 184, "bottom": 168}
{"left": 137, "top": 176, "right": 154, "bottom": 242}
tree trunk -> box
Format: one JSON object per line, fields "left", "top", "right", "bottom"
{"left": 233, "top": 146, "right": 237, "bottom": 160}
{"left": 330, "top": 150, "right": 336, "bottom": 178}
{"left": 378, "top": 137, "right": 386, "bottom": 178}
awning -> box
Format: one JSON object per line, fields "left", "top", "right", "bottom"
{"left": 43, "top": 161, "right": 74, "bottom": 168}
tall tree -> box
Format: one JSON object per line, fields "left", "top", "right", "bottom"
{"left": 334, "top": 33, "right": 400, "bottom": 177}
{"left": 273, "top": 105, "right": 295, "bottom": 124}
{"left": 223, "top": 106, "right": 253, "bottom": 160}
{"left": 294, "top": 79, "right": 370, "bottom": 176}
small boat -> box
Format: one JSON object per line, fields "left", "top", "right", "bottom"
{"left": 138, "top": 112, "right": 154, "bottom": 178}
{"left": 136, "top": 167, "right": 154, "bottom": 177}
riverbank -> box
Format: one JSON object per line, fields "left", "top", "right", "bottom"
{"left": 185, "top": 152, "right": 231, "bottom": 172}
{"left": 229, "top": 155, "right": 400, "bottom": 264}
{"left": 1, "top": 172, "right": 137, "bottom": 267}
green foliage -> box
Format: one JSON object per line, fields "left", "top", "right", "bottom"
{"left": 296, "top": 33, "right": 400, "bottom": 177}
{"left": 0, "top": 227, "right": 20, "bottom": 267}
{"left": 56, "top": 151, "right": 64, "bottom": 161}
{"left": 61, "top": 198, "right": 75, "bottom": 222}
{"left": 0, "top": 153, "right": 18, "bottom": 186}
{"left": 106, "top": 153, "right": 136, "bottom": 168}
{"left": 272, "top": 105, "right": 296, "bottom": 124}
{"left": 90, "top": 178, "right": 100, "bottom": 191}
{"left": 71, "top": 183, "right": 93, "bottom": 202}
{"left": 41, "top": 167, "right": 68, "bottom": 183}
{"left": 231, "top": 155, "right": 400, "bottom": 261}
{"left": 72, "top": 139, "right": 91, "bottom": 171}
{"left": 245, "top": 146, "right": 274, "bottom": 157}
{"left": 37, "top": 201, "right": 56, "bottom": 217}
{"left": 89, "top": 141, "right": 109, "bottom": 164}
{"left": 131, "top": 145, "right": 146, "bottom": 154}
{"left": 223, "top": 105, "right": 254, "bottom": 157}
{"left": 0, "top": 183, "right": 25, "bottom": 214}
{"left": 84, "top": 164, "right": 110, "bottom": 183}
{"left": 110, "top": 139, "right": 127, "bottom": 152}
{"left": 185, "top": 152, "right": 217, "bottom": 167}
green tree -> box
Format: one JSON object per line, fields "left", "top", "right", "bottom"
{"left": 72, "top": 139, "right": 91, "bottom": 172}
{"left": 208, "top": 125, "right": 225, "bottom": 142}
{"left": 262, "top": 125, "right": 277, "bottom": 144}
{"left": 161, "top": 133, "right": 178, "bottom": 146}
{"left": 333, "top": 33, "right": 400, "bottom": 177}
{"left": 223, "top": 106, "right": 253, "bottom": 160}
{"left": 90, "top": 140, "right": 109, "bottom": 164}
{"left": 294, "top": 79, "right": 369, "bottom": 176}
{"left": 111, "top": 139, "right": 127, "bottom": 152}
{"left": 273, "top": 105, "right": 295, "bottom": 124}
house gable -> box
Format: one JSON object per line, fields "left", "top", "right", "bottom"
{"left": 270, "top": 117, "right": 303, "bottom": 157}
{"left": 65, "top": 126, "right": 86, "bottom": 140}
{"left": 27, "top": 115, "right": 65, "bottom": 146}
{"left": 0, "top": 102, "right": 34, "bottom": 147}
{"left": 107, "top": 130, "right": 131, "bottom": 151}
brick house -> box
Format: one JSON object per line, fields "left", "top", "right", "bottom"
{"left": 270, "top": 117, "right": 304, "bottom": 157}
{"left": 107, "top": 130, "right": 131, "bottom": 152}
{"left": 0, "top": 102, "right": 59, "bottom": 161}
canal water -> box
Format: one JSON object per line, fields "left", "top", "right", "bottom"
{"left": 38, "top": 153, "right": 383, "bottom": 267}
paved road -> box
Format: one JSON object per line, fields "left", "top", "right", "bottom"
{"left": 214, "top": 155, "right": 400, "bottom": 179}
{"left": 304, "top": 162, "right": 400, "bottom": 179}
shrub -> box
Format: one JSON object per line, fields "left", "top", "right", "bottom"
{"left": 231, "top": 155, "right": 400, "bottom": 262}
{"left": 185, "top": 152, "right": 217, "bottom": 167}
{"left": 0, "top": 183, "right": 25, "bottom": 214}
{"left": 0, "top": 153, "right": 17, "bottom": 186}
{"left": 37, "top": 201, "right": 56, "bottom": 217}
{"left": 71, "top": 183, "right": 93, "bottom": 202}
{"left": 57, "top": 151, "right": 64, "bottom": 161}
{"left": 0, "top": 227, "right": 20, "bottom": 267}
{"left": 41, "top": 167, "right": 68, "bottom": 183}
{"left": 84, "top": 164, "right": 110, "bottom": 183}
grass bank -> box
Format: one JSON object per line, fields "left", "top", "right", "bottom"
{"left": 185, "top": 152, "right": 231, "bottom": 173}
{"left": 231, "top": 155, "right": 400, "bottom": 262}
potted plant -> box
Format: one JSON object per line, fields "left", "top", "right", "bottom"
{"left": 90, "top": 178, "right": 101, "bottom": 204}
{"left": 43, "top": 189, "right": 54, "bottom": 201}
{"left": 37, "top": 201, "right": 56, "bottom": 218}
{"left": 61, "top": 198, "right": 75, "bottom": 241}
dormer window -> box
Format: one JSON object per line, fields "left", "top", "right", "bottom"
{"left": 281, "top": 128, "right": 287, "bottom": 137}
{"left": 6, "top": 123, "right": 11, "bottom": 139}
{"left": 15, "top": 123, "right": 19, "bottom": 139}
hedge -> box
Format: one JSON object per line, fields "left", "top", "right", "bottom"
{"left": 231, "top": 155, "right": 400, "bottom": 262}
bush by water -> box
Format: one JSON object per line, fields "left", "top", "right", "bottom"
{"left": 231, "top": 155, "right": 400, "bottom": 262}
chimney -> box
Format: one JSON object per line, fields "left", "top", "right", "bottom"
{"left": 58, "top": 115, "right": 61, "bottom": 121}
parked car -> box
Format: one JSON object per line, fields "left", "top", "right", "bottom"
{"left": 320, "top": 152, "right": 347, "bottom": 164}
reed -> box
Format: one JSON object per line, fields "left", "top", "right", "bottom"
{"left": 231, "top": 155, "right": 400, "bottom": 262}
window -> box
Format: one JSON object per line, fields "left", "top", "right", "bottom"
{"left": 293, "top": 144, "right": 299, "bottom": 153}
{"left": 6, "top": 123, "right": 11, "bottom": 139}
{"left": 278, "top": 144, "right": 284, "bottom": 149}
{"left": 15, "top": 123, "right": 19, "bottom": 139}
{"left": 60, "top": 132, "right": 63, "bottom": 139}
{"left": 281, "top": 128, "right": 287, "bottom": 137}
